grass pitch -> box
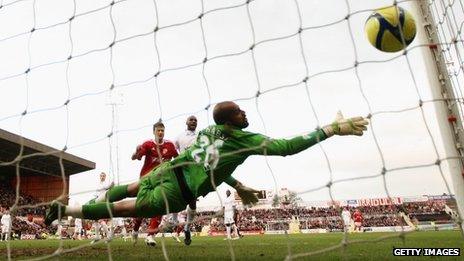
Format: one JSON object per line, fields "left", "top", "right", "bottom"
{"left": 0, "top": 230, "right": 462, "bottom": 260}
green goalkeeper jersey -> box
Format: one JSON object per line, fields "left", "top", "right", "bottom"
{"left": 170, "top": 125, "right": 327, "bottom": 198}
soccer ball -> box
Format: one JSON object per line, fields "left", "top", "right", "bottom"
{"left": 365, "top": 6, "right": 416, "bottom": 52}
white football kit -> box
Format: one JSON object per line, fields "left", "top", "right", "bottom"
{"left": 74, "top": 218, "right": 83, "bottom": 233}
{"left": 224, "top": 195, "right": 235, "bottom": 225}
{"left": 342, "top": 210, "right": 351, "bottom": 225}
{"left": 175, "top": 130, "right": 198, "bottom": 153}
{"left": 1, "top": 214, "right": 11, "bottom": 234}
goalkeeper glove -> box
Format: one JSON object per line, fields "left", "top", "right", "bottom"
{"left": 235, "top": 182, "right": 260, "bottom": 206}
{"left": 322, "top": 111, "right": 368, "bottom": 137}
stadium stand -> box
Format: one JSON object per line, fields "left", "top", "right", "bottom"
{"left": 404, "top": 201, "right": 452, "bottom": 224}
{"left": 0, "top": 128, "right": 95, "bottom": 202}
{"left": 0, "top": 128, "right": 95, "bottom": 239}
{"left": 193, "top": 199, "right": 452, "bottom": 234}
{"left": 0, "top": 183, "right": 45, "bottom": 216}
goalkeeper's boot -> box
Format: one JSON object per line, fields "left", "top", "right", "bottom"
{"left": 183, "top": 229, "right": 191, "bottom": 246}
{"left": 45, "top": 202, "right": 65, "bottom": 226}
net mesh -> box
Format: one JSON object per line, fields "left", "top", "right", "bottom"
{"left": 0, "top": 0, "right": 463, "bottom": 259}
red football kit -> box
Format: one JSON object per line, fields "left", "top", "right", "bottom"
{"left": 133, "top": 139, "right": 178, "bottom": 236}
{"left": 353, "top": 212, "right": 363, "bottom": 223}
{"left": 135, "top": 139, "right": 178, "bottom": 177}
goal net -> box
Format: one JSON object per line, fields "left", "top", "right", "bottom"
{"left": 0, "top": 0, "right": 462, "bottom": 259}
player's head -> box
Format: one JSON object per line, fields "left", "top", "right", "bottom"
{"left": 100, "top": 172, "right": 106, "bottom": 182}
{"left": 213, "top": 101, "right": 248, "bottom": 129}
{"left": 153, "top": 121, "right": 165, "bottom": 143}
{"left": 226, "top": 189, "right": 231, "bottom": 197}
{"left": 186, "top": 115, "right": 197, "bottom": 131}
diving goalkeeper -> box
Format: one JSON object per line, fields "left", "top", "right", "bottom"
{"left": 45, "top": 101, "right": 368, "bottom": 224}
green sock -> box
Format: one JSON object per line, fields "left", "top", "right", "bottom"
{"left": 107, "top": 184, "right": 129, "bottom": 202}
{"left": 82, "top": 203, "right": 115, "bottom": 220}
{"left": 96, "top": 184, "right": 129, "bottom": 203}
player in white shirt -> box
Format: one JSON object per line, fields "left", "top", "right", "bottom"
{"left": 174, "top": 116, "right": 198, "bottom": 153}
{"left": 73, "top": 218, "right": 83, "bottom": 240}
{"left": 223, "top": 190, "right": 239, "bottom": 240}
{"left": 175, "top": 115, "right": 198, "bottom": 246}
{"left": 93, "top": 172, "right": 114, "bottom": 202}
{"left": 112, "top": 217, "right": 128, "bottom": 241}
{"left": 341, "top": 207, "right": 351, "bottom": 232}
{"left": 91, "top": 172, "right": 113, "bottom": 244}
{"left": 1, "top": 209, "right": 12, "bottom": 241}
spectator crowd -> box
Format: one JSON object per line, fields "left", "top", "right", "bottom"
{"left": 0, "top": 181, "right": 455, "bottom": 239}
{"left": 196, "top": 201, "right": 452, "bottom": 232}
{"left": 0, "top": 184, "right": 51, "bottom": 239}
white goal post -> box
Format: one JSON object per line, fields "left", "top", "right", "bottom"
{"left": 412, "top": 0, "right": 464, "bottom": 232}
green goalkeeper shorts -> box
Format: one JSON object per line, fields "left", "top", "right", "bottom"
{"left": 135, "top": 162, "right": 187, "bottom": 217}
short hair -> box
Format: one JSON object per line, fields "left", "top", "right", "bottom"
{"left": 153, "top": 121, "right": 165, "bottom": 130}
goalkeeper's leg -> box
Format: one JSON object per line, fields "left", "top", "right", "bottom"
{"left": 46, "top": 167, "right": 188, "bottom": 224}
{"left": 46, "top": 199, "right": 139, "bottom": 226}
{"left": 91, "top": 181, "right": 140, "bottom": 204}
{"left": 49, "top": 180, "right": 140, "bottom": 224}
{"left": 47, "top": 187, "right": 185, "bottom": 224}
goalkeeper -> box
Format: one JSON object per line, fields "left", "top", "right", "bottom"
{"left": 45, "top": 101, "right": 368, "bottom": 224}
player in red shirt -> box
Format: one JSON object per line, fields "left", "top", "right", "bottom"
{"left": 131, "top": 121, "right": 178, "bottom": 246}
{"left": 352, "top": 209, "right": 363, "bottom": 232}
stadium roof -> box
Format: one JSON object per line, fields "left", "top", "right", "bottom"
{"left": 0, "top": 128, "right": 95, "bottom": 177}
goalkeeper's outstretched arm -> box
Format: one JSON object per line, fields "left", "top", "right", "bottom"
{"left": 241, "top": 111, "right": 368, "bottom": 157}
